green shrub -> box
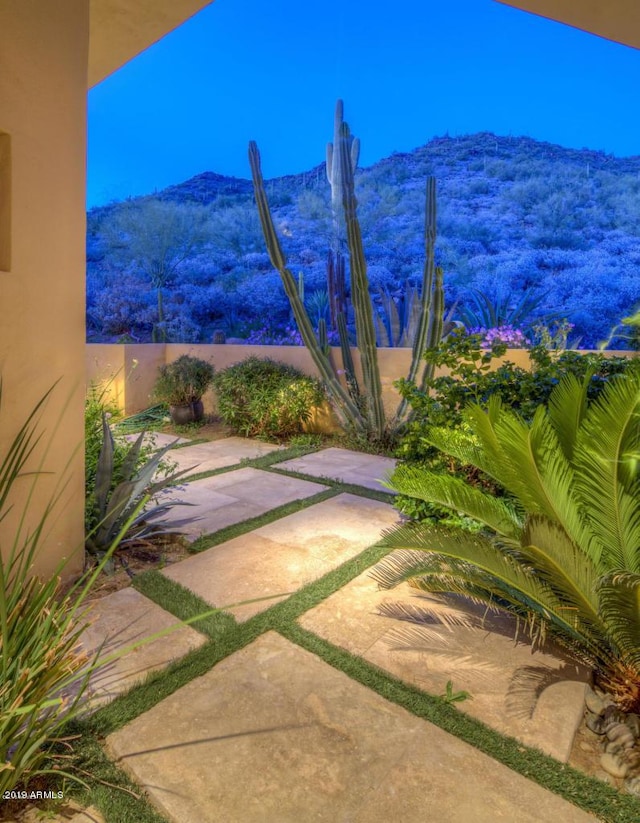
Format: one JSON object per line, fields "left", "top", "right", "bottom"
{"left": 153, "top": 355, "right": 214, "bottom": 406}
{"left": 378, "top": 370, "right": 640, "bottom": 711}
{"left": 394, "top": 329, "right": 639, "bottom": 523}
{"left": 213, "top": 357, "right": 325, "bottom": 439}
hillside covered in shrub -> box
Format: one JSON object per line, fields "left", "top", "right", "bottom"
{"left": 87, "top": 131, "right": 640, "bottom": 348}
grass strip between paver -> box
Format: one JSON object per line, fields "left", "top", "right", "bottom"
{"left": 264, "top": 464, "right": 396, "bottom": 503}
{"left": 87, "top": 536, "right": 640, "bottom": 822}
{"left": 178, "top": 443, "right": 322, "bottom": 484}
{"left": 188, "top": 487, "right": 339, "bottom": 552}
{"left": 71, "top": 464, "right": 640, "bottom": 823}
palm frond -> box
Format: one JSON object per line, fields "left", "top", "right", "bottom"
{"left": 375, "top": 528, "right": 596, "bottom": 641}
{"left": 387, "top": 371, "right": 640, "bottom": 709}
{"left": 506, "top": 663, "right": 587, "bottom": 720}
{"left": 597, "top": 572, "right": 640, "bottom": 670}
{"left": 574, "top": 372, "right": 640, "bottom": 571}
{"left": 519, "top": 516, "right": 600, "bottom": 621}
{"left": 423, "top": 410, "right": 504, "bottom": 481}
{"left": 388, "top": 464, "right": 523, "bottom": 538}
{"left": 547, "top": 371, "right": 591, "bottom": 461}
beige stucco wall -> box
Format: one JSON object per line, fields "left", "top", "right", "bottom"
{"left": 89, "top": 1, "right": 215, "bottom": 86}
{"left": 87, "top": 343, "right": 165, "bottom": 415}
{"left": 86, "top": 343, "right": 541, "bottom": 429}
{"left": 0, "top": 1, "right": 89, "bottom": 578}
{"left": 496, "top": 0, "right": 640, "bottom": 51}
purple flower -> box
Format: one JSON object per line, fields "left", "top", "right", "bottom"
{"left": 469, "top": 325, "right": 528, "bottom": 348}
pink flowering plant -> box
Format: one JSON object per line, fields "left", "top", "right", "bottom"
{"left": 468, "top": 324, "right": 528, "bottom": 348}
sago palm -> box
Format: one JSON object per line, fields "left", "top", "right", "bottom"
{"left": 375, "top": 370, "right": 640, "bottom": 710}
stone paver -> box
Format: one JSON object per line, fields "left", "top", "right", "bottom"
{"left": 80, "top": 444, "right": 598, "bottom": 819}
{"left": 79, "top": 588, "right": 206, "bottom": 705}
{"left": 299, "top": 561, "right": 589, "bottom": 761}
{"left": 162, "top": 494, "right": 398, "bottom": 621}
{"left": 160, "top": 467, "right": 327, "bottom": 541}
{"left": 106, "top": 632, "right": 596, "bottom": 823}
{"left": 163, "top": 436, "right": 283, "bottom": 476}
{"left": 277, "top": 446, "right": 397, "bottom": 493}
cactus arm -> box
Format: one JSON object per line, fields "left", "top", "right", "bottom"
{"left": 351, "top": 137, "right": 361, "bottom": 170}
{"left": 327, "top": 251, "right": 338, "bottom": 329}
{"left": 418, "top": 264, "right": 444, "bottom": 388}
{"left": 318, "top": 317, "right": 329, "bottom": 356}
{"left": 326, "top": 143, "right": 333, "bottom": 184}
{"left": 338, "top": 122, "right": 386, "bottom": 439}
{"left": 248, "top": 141, "right": 366, "bottom": 431}
{"left": 407, "top": 176, "right": 437, "bottom": 384}
{"left": 327, "top": 100, "right": 360, "bottom": 251}
{"left": 401, "top": 283, "right": 421, "bottom": 348}
{"left": 337, "top": 311, "right": 360, "bottom": 403}
{"left": 393, "top": 177, "right": 444, "bottom": 424}
{"left": 388, "top": 292, "right": 401, "bottom": 347}
{"left": 403, "top": 179, "right": 438, "bottom": 377}
{"left": 248, "top": 142, "right": 288, "bottom": 271}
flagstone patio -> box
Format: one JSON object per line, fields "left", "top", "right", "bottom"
{"left": 81, "top": 435, "right": 599, "bottom": 822}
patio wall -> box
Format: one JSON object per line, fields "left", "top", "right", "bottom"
{"left": 87, "top": 343, "right": 536, "bottom": 429}
{"left": 1, "top": 2, "right": 89, "bottom": 579}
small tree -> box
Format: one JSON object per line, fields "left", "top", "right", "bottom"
{"left": 103, "top": 199, "right": 209, "bottom": 340}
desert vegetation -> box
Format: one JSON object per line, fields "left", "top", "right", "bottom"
{"left": 87, "top": 131, "right": 640, "bottom": 349}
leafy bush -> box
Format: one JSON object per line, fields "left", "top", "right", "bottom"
{"left": 377, "top": 370, "right": 640, "bottom": 711}
{"left": 395, "top": 328, "right": 639, "bottom": 523}
{"left": 153, "top": 355, "right": 215, "bottom": 406}
{"left": 213, "top": 356, "right": 325, "bottom": 439}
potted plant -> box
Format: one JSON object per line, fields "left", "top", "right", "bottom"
{"left": 153, "top": 355, "right": 215, "bottom": 424}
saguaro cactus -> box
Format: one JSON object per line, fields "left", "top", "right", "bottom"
{"left": 248, "top": 102, "right": 444, "bottom": 444}
{"left": 326, "top": 100, "right": 360, "bottom": 247}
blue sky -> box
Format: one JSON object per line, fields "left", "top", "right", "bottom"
{"left": 87, "top": 0, "right": 640, "bottom": 208}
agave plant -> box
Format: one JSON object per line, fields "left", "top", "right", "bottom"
{"left": 375, "top": 370, "right": 640, "bottom": 710}
{"left": 457, "top": 286, "right": 550, "bottom": 332}
{"left": 85, "top": 414, "right": 195, "bottom": 563}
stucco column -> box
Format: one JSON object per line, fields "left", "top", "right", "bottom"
{"left": 0, "top": 1, "right": 89, "bottom": 578}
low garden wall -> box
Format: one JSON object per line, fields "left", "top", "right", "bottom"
{"left": 88, "top": 343, "right": 635, "bottom": 433}
{"left": 86, "top": 343, "right": 534, "bottom": 428}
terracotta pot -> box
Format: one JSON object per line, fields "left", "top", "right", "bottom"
{"left": 169, "top": 400, "right": 204, "bottom": 425}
